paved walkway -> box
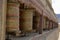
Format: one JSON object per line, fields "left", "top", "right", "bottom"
{"left": 8, "top": 28, "right": 58, "bottom": 40}
{"left": 9, "top": 32, "right": 39, "bottom": 40}
{"left": 57, "top": 27, "right": 60, "bottom": 40}
{"left": 30, "top": 28, "right": 59, "bottom": 40}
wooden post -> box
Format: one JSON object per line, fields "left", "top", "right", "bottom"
{"left": 39, "top": 11, "right": 43, "bottom": 34}
{"left": 51, "top": 21, "right": 53, "bottom": 29}
{"left": 48, "top": 20, "right": 50, "bottom": 30}
{"left": 49, "top": 20, "right": 51, "bottom": 29}
{"left": 43, "top": 17, "right": 46, "bottom": 30}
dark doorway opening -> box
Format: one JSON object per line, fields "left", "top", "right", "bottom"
{"left": 33, "top": 16, "right": 37, "bottom": 30}
{"left": 19, "top": 3, "right": 24, "bottom": 32}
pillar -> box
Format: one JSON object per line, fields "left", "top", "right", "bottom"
{"left": 51, "top": 21, "right": 53, "bottom": 29}
{"left": 49, "top": 21, "right": 52, "bottom": 29}
{"left": 55, "top": 23, "right": 56, "bottom": 28}
{"left": 43, "top": 17, "right": 46, "bottom": 30}
{"left": 0, "top": 0, "right": 7, "bottom": 40}
{"left": 45, "top": 18, "right": 49, "bottom": 30}
{"left": 53, "top": 22, "right": 54, "bottom": 28}
{"left": 52, "top": 21, "right": 54, "bottom": 29}
{"left": 33, "top": 13, "right": 41, "bottom": 32}
{"left": 46, "top": 19, "right": 50, "bottom": 30}
{"left": 7, "top": 0, "right": 20, "bottom": 35}
{"left": 54, "top": 22, "right": 55, "bottom": 28}
{"left": 20, "top": 8, "right": 34, "bottom": 32}
{"left": 57, "top": 23, "right": 58, "bottom": 28}
{"left": 48, "top": 20, "right": 50, "bottom": 30}
{"left": 39, "top": 14, "right": 43, "bottom": 34}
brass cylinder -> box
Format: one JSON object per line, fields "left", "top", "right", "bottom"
{"left": 7, "top": 2, "right": 20, "bottom": 32}
{"left": 20, "top": 9, "right": 33, "bottom": 32}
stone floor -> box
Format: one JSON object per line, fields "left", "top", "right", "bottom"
{"left": 7, "top": 28, "right": 58, "bottom": 40}
{"left": 33, "top": 28, "right": 59, "bottom": 40}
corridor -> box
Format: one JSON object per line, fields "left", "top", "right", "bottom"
{"left": 0, "top": 0, "right": 58, "bottom": 40}
{"left": 7, "top": 28, "right": 59, "bottom": 40}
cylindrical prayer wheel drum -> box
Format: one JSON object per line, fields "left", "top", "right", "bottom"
{"left": 20, "top": 9, "right": 34, "bottom": 32}
{"left": 7, "top": 2, "right": 20, "bottom": 33}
